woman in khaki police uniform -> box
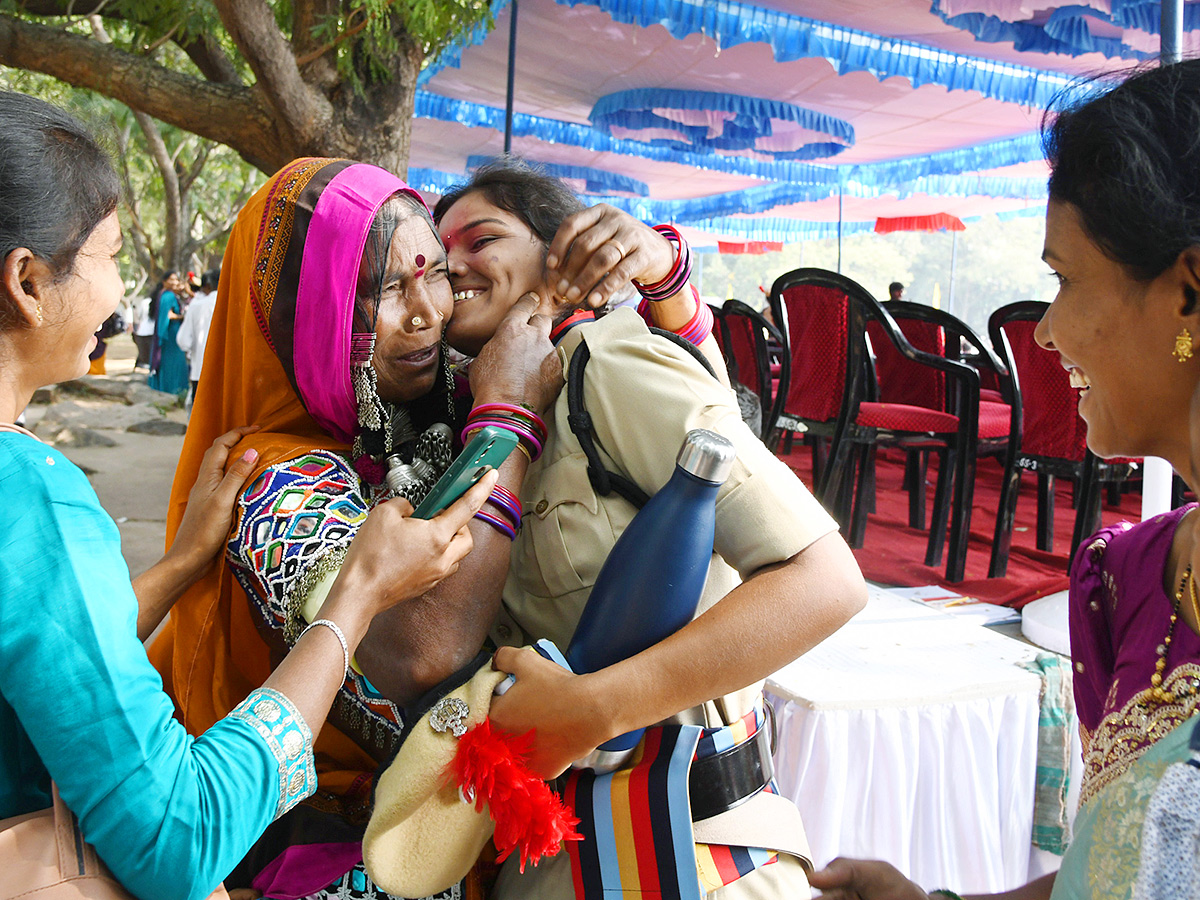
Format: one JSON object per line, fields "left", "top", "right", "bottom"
{"left": 432, "top": 158, "right": 867, "bottom": 899}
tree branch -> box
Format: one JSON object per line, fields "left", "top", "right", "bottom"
{"left": 0, "top": 13, "right": 283, "bottom": 171}
{"left": 91, "top": 16, "right": 182, "bottom": 269}
{"left": 179, "top": 140, "right": 212, "bottom": 195}
{"left": 291, "top": 0, "right": 337, "bottom": 89}
{"left": 176, "top": 31, "right": 242, "bottom": 86}
{"left": 211, "top": 0, "right": 330, "bottom": 147}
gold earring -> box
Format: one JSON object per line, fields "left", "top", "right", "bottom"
{"left": 35, "top": 304, "right": 42, "bottom": 325}
{"left": 1175, "top": 327, "right": 1194, "bottom": 363}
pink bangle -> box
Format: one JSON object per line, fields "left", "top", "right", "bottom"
{"left": 676, "top": 294, "right": 714, "bottom": 346}
{"left": 637, "top": 287, "right": 713, "bottom": 347}
{"left": 634, "top": 224, "right": 692, "bottom": 302}
{"left": 467, "top": 404, "right": 548, "bottom": 441}
{"left": 459, "top": 420, "right": 544, "bottom": 462}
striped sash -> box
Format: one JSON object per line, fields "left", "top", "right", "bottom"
{"left": 565, "top": 725, "right": 703, "bottom": 900}
{"left": 564, "top": 705, "right": 778, "bottom": 899}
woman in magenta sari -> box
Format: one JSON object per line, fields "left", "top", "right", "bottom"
{"left": 811, "top": 60, "right": 1200, "bottom": 900}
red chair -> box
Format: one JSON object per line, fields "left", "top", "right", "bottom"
{"left": 769, "top": 268, "right": 985, "bottom": 582}
{"left": 987, "top": 301, "right": 1138, "bottom": 577}
{"left": 712, "top": 299, "right": 789, "bottom": 442}
{"left": 871, "top": 301, "right": 1013, "bottom": 555}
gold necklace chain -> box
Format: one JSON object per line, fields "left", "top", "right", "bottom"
{"left": 1152, "top": 564, "right": 1196, "bottom": 704}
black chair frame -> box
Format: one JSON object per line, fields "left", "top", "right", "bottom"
{"left": 882, "top": 300, "right": 1011, "bottom": 537}
{"left": 769, "top": 268, "right": 983, "bottom": 582}
{"left": 987, "top": 301, "right": 1137, "bottom": 577}
{"left": 715, "top": 298, "right": 790, "bottom": 443}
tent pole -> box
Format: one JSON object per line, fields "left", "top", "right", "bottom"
{"left": 504, "top": 0, "right": 519, "bottom": 153}
{"left": 1163, "top": 0, "right": 1183, "bottom": 64}
{"left": 1144, "top": 0, "right": 1184, "bottom": 521}
{"left": 837, "top": 185, "right": 843, "bottom": 273}
{"left": 947, "top": 230, "right": 958, "bottom": 315}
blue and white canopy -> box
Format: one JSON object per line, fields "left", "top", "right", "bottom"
{"left": 408, "top": 0, "right": 1186, "bottom": 244}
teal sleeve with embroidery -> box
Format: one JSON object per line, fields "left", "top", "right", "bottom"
{"left": 0, "top": 434, "right": 313, "bottom": 900}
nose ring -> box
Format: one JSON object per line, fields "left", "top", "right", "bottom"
{"left": 411, "top": 315, "right": 424, "bottom": 327}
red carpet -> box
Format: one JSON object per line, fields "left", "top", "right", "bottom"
{"left": 779, "top": 446, "right": 1143, "bottom": 607}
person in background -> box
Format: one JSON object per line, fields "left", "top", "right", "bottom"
{"left": 149, "top": 269, "right": 190, "bottom": 397}
{"left": 888, "top": 281, "right": 904, "bottom": 301}
{"left": 132, "top": 278, "right": 161, "bottom": 372}
{"left": 176, "top": 267, "right": 218, "bottom": 412}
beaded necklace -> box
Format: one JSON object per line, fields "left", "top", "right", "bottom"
{"left": 1150, "top": 564, "right": 1200, "bottom": 704}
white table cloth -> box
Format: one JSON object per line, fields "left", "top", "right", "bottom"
{"left": 766, "top": 587, "right": 1044, "bottom": 893}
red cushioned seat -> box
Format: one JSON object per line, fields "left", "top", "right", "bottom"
{"left": 856, "top": 402, "right": 959, "bottom": 433}
{"left": 978, "top": 400, "right": 1012, "bottom": 439}
{"left": 712, "top": 299, "right": 788, "bottom": 442}
{"left": 769, "top": 271, "right": 1012, "bottom": 583}
{"left": 980, "top": 388, "right": 1005, "bottom": 404}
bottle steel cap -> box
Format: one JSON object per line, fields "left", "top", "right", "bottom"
{"left": 676, "top": 428, "right": 736, "bottom": 484}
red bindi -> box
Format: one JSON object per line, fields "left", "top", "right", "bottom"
{"left": 413, "top": 253, "right": 426, "bottom": 278}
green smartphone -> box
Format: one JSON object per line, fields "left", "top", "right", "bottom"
{"left": 411, "top": 426, "right": 519, "bottom": 519}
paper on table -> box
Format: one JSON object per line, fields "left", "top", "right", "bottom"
{"left": 767, "top": 589, "right": 1039, "bottom": 710}
{"left": 883, "top": 583, "right": 1021, "bottom": 626}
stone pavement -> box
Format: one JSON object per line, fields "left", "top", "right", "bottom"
{"left": 26, "top": 333, "right": 190, "bottom": 579}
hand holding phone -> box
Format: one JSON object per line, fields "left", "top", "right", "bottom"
{"left": 411, "top": 426, "right": 519, "bottom": 519}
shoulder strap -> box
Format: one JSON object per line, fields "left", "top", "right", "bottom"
{"left": 566, "top": 326, "right": 720, "bottom": 510}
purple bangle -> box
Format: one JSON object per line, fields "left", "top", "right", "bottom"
{"left": 488, "top": 490, "right": 523, "bottom": 525}
{"left": 475, "top": 509, "right": 517, "bottom": 541}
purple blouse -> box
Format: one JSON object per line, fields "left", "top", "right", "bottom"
{"left": 1069, "top": 503, "right": 1200, "bottom": 806}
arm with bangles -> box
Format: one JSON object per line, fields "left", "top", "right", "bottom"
{"left": 545, "top": 205, "right": 728, "bottom": 382}
{"left": 261, "top": 476, "right": 493, "bottom": 732}
{"left": 349, "top": 294, "right": 563, "bottom": 708}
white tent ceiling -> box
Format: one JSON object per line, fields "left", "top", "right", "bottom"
{"left": 407, "top": 0, "right": 1189, "bottom": 243}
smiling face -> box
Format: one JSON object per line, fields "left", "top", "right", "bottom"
{"left": 365, "top": 212, "right": 454, "bottom": 405}
{"left": 437, "top": 190, "right": 547, "bottom": 356}
{"left": 1036, "top": 200, "right": 1198, "bottom": 461}
{"left": 34, "top": 212, "right": 125, "bottom": 383}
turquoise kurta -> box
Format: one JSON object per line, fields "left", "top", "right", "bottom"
{"left": 149, "top": 289, "right": 189, "bottom": 396}
{"left": 0, "top": 433, "right": 310, "bottom": 900}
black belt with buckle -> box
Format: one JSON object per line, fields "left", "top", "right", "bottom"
{"left": 688, "top": 724, "right": 773, "bottom": 822}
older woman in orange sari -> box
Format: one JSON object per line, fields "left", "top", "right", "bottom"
{"left": 150, "top": 159, "right": 558, "bottom": 899}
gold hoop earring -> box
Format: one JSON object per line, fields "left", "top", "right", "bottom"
{"left": 1175, "top": 327, "right": 1194, "bottom": 363}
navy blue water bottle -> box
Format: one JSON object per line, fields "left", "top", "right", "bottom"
{"left": 566, "top": 428, "right": 737, "bottom": 772}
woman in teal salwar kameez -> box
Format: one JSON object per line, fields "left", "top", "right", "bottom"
{"left": 808, "top": 61, "right": 1200, "bottom": 900}
{"left": 149, "top": 273, "right": 190, "bottom": 396}
{"left": 0, "top": 91, "right": 488, "bottom": 900}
